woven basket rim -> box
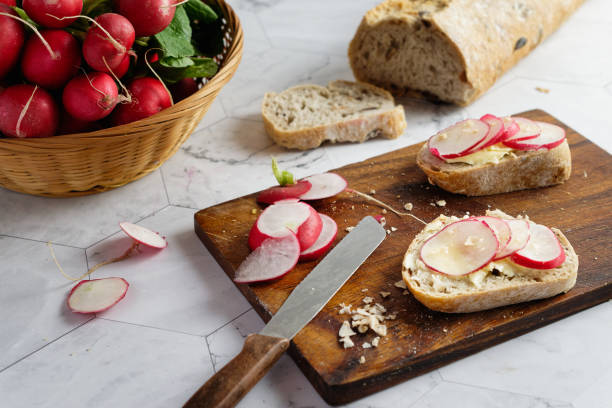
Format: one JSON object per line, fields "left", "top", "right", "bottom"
{"left": 0, "top": 0, "right": 243, "bottom": 146}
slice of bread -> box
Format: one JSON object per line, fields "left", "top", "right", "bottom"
{"left": 261, "top": 80, "right": 406, "bottom": 150}
{"left": 402, "top": 210, "right": 578, "bottom": 313}
{"left": 416, "top": 140, "right": 571, "bottom": 196}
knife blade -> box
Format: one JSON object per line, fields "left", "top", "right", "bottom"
{"left": 184, "top": 216, "right": 386, "bottom": 408}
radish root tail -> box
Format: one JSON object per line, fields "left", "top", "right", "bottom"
{"left": 144, "top": 48, "right": 174, "bottom": 106}
{"left": 0, "top": 12, "right": 58, "bottom": 59}
{"left": 103, "top": 56, "right": 132, "bottom": 104}
{"left": 16, "top": 85, "right": 38, "bottom": 138}
{"left": 346, "top": 188, "right": 427, "bottom": 225}
{"left": 46, "top": 14, "right": 126, "bottom": 53}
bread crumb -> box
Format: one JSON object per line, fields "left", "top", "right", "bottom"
{"left": 535, "top": 87, "right": 550, "bottom": 94}
{"left": 379, "top": 291, "right": 390, "bottom": 298}
{"left": 361, "top": 288, "right": 368, "bottom": 292}
{"left": 339, "top": 321, "right": 356, "bottom": 337}
{"left": 583, "top": 170, "right": 588, "bottom": 178}
{"left": 340, "top": 336, "right": 354, "bottom": 349}
{"left": 404, "top": 203, "right": 413, "bottom": 211}
{"left": 381, "top": 208, "right": 387, "bottom": 214}
{"left": 391, "top": 226, "right": 398, "bottom": 232}
{"left": 436, "top": 200, "right": 446, "bottom": 207}
{"left": 370, "top": 189, "right": 376, "bottom": 195}
{"left": 372, "top": 337, "right": 380, "bottom": 347}
{"left": 396, "top": 195, "right": 401, "bottom": 198}
{"left": 338, "top": 303, "right": 353, "bottom": 315}
{"left": 251, "top": 208, "right": 257, "bottom": 215}
{"left": 351, "top": 205, "right": 355, "bottom": 210}
{"left": 430, "top": 202, "right": 436, "bottom": 206}
{"left": 345, "top": 226, "right": 355, "bottom": 232}
{"left": 394, "top": 280, "right": 407, "bottom": 289}
{"left": 359, "top": 356, "right": 366, "bottom": 364}
{"left": 402, "top": 290, "right": 409, "bottom": 295}
{"left": 386, "top": 229, "right": 391, "bottom": 235}
{"left": 363, "top": 296, "right": 373, "bottom": 304}
{"left": 362, "top": 342, "right": 372, "bottom": 349}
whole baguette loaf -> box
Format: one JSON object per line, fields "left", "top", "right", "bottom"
{"left": 416, "top": 140, "right": 572, "bottom": 196}
{"left": 402, "top": 210, "right": 578, "bottom": 313}
{"left": 262, "top": 80, "right": 406, "bottom": 150}
{"left": 349, "top": 0, "right": 585, "bottom": 105}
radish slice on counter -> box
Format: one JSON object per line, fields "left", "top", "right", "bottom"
{"left": 299, "top": 172, "right": 348, "bottom": 200}
{"left": 511, "top": 223, "right": 565, "bottom": 269}
{"left": 504, "top": 121, "right": 566, "bottom": 151}
{"left": 495, "top": 219, "right": 531, "bottom": 259}
{"left": 257, "top": 180, "right": 312, "bottom": 204}
{"left": 472, "top": 216, "right": 511, "bottom": 257}
{"left": 467, "top": 114, "right": 504, "bottom": 152}
{"left": 119, "top": 222, "right": 167, "bottom": 249}
{"left": 500, "top": 117, "right": 520, "bottom": 141}
{"left": 420, "top": 219, "right": 499, "bottom": 276}
{"left": 428, "top": 119, "right": 489, "bottom": 159}
{"left": 248, "top": 200, "right": 322, "bottom": 251}
{"left": 67, "top": 278, "right": 129, "bottom": 314}
{"left": 299, "top": 213, "right": 338, "bottom": 261}
{"left": 504, "top": 117, "right": 541, "bottom": 142}
{"left": 234, "top": 234, "right": 300, "bottom": 283}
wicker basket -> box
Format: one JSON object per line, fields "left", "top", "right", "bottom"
{"left": 0, "top": 0, "right": 243, "bottom": 197}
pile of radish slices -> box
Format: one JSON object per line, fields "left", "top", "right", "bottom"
{"left": 428, "top": 114, "right": 566, "bottom": 160}
{"left": 420, "top": 216, "right": 566, "bottom": 276}
{"left": 234, "top": 172, "right": 348, "bottom": 284}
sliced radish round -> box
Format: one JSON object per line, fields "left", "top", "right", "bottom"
{"left": 466, "top": 115, "right": 504, "bottom": 153}
{"left": 299, "top": 173, "right": 348, "bottom": 200}
{"left": 496, "top": 219, "right": 531, "bottom": 259}
{"left": 234, "top": 234, "right": 300, "bottom": 283}
{"left": 503, "top": 121, "right": 566, "bottom": 151}
{"left": 427, "top": 119, "right": 489, "bottom": 159}
{"left": 511, "top": 223, "right": 565, "bottom": 269}
{"left": 67, "top": 278, "right": 129, "bottom": 314}
{"left": 472, "top": 216, "right": 511, "bottom": 258}
{"left": 300, "top": 213, "right": 338, "bottom": 261}
{"left": 420, "top": 219, "right": 499, "bottom": 276}
{"left": 248, "top": 201, "right": 321, "bottom": 251}
{"left": 500, "top": 117, "right": 520, "bottom": 141}
{"left": 503, "top": 117, "right": 541, "bottom": 143}
{"left": 257, "top": 180, "right": 312, "bottom": 204}
{"left": 119, "top": 222, "right": 167, "bottom": 249}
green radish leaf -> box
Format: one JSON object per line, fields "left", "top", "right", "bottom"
{"left": 154, "top": 57, "right": 218, "bottom": 84}
{"left": 271, "top": 158, "right": 295, "bottom": 186}
{"left": 160, "top": 56, "right": 194, "bottom": 68}
{"left": 184, "top": 0, "right": 218, "bottom": 23}
{"left": 154, "top": 5, "right": 195, "bottom": 58}
{"left": 182, "top": 58, "right": 218, "bottom": 77}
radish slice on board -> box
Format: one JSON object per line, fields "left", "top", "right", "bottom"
{"left": 428, "top": 119, "right": 489, "bottom": 159}
{"left": 119, "top": 222, "right": 167, "bottom": 249}
{"left": 500, "top": 117, "right": 520, "bottom": 141}
{"left": 299, "top": 173, "right": 348, "bottom": 200}
{"left": 67, "top": 278, "right": 129, "bottom": 314}
{"left": 467, "top": 115, "right": 504, "bottom": 152}
{"left": 257, "top": 180, "right": 312, "bottom": 204}
{"left": 503, "top": 121, "right": 566, "bottom": 151}
{"left": 496, "top": 219, "right": 530, "bottom": 259}
{"left": 248, "top": 201, "right": 322, "bottom": 251}
{"left": 472, "top": 216, "right": 511, "bottom": 257}
{"left": 234, "top": 234, "right": 300, "bottom": 283}
{"left": 504, "top": 117, "right": 541, "bottom": 142}
{"left": 420, "top": 219, "right": 499, "bottom": 276}
{"left": 511, "top": 223, "right": 565, "bottom": 269}
{"left": 300, "top": 213, "right": 338, "bottom": 261}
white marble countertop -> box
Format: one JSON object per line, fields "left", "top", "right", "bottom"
{"left": 2, "top": 1, "right": 611, "bottom": 407}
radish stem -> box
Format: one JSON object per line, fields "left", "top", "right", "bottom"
{"left": 0, "top": 12, "right": 58, "bottom": 59}
{"left": 46, "top": 14, "right": 125, "bottom": 53}
{"left": 144, "top": 48, "right": 174, "bottom": 106}
{"left": 102, "top": 56, "right": 132, "bottom": 104}
{"left": 346, "top": 188, "right": 427, "bottom": 225}
{"left": 15, "top": 86, "right": 37, "bottom": 138}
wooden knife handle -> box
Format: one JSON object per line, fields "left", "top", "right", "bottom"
{"left": 183, "top": 333, "right": 290, "bottom": 408}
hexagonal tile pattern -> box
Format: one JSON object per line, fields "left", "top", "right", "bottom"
{"left": 161, "top": 117, "right": 336, "bottom": 209}
{"left": 0, "top": 236, "right": 90, "bottom": 370}
{"left": 0, "top": 319, "right": 212, "bottom": 408}
{"left": 0, "top": 171, "right": 168, "bottom": 248}
{"left": 86, "top": 206, "right": 251, "bottom": 336}
{"left": 439, "top": 302, "right": 612, "bottom": 402}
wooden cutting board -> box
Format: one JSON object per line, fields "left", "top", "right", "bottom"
{"left": 194, "top": 110, "right": 612, "bottom": 405}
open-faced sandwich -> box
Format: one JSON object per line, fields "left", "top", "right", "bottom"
{"left": 417, "top": 115, "right": 571, "bottom": 196}
{"left": 402, "top": 210, "right": 578, "bottom": 313}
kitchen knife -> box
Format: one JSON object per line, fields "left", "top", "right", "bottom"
{"left": 184, "top": 216, "right": 386, "bottom": 408}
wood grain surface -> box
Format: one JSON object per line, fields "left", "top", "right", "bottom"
{"left": 194, "top": 110, "right": 612, "bottom": 405}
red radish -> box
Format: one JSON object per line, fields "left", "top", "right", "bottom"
{"left": 234, "top": 234, "right": 300, "bottom": 283}
{"left": 504, "top": 121, "right": 566, "bottom": 151}
{"left": 0, "top": 84, "right": 59, "bottom": 138}
{"left": 82, "top": 13, "right": 135, "bottom": 73}
{"left": 511, "top": 223, "right": 566, "bottom": 269}
{"left": 21, "top": 30, "right": 81, "bottom": 89}
{"left": 420, "top": 219, "right": 499, "bottom": 276}
{"left": 466, "top": 114, "right": 504, "bottom": 153}
{"left": 119, "top": 221, "right": 167, "bottom": 249}
{"left": 298, "top": 173, "right": 348, "bottom": 200}
{"left": 0, "top": 5, "right": 25, "bottom": 79}
{"left": 496, "top": 219, "right": 530, "bottom": 259}
{"left": 0, "top": 0, "right": 16, "bottom": 6}
{"left": 67, "top": 277, "right": 129, "bottom": 313}
{"left": 248, "top": 200, "right": 322, "bottom": 251}
{"left": 472, "top": 216, "right": 511, "bottom": 257}
{"left": 111, "top": 77, "right": 172, "bottom": 125}
{"left": 504, "top": 117, "right": 541, "bottom": 142}
{"left": 500, "top": 117, "right": 520, "bottom": 141}
{"left": 114, "top": 53, "right": 130, "bottom": 78}
{"left": 300, "top": 213, "right": 338, "bottom": 261}
{"left": 169, "top": 78, "right": 200, "bottom": 103}
{"left": 428, "top": 119, "right": 489, "bottom": 159}
{"left": 117, "top": 0, "right": 176, "bottom": 37}
{"left": 63, "top": 72, "right": 118, "bottom": 121}
{"left": 58, "top": 110, "right": 101, "bottom": 135}
{"left": 258, "top": 180, "right": 312, "bottom": 204}
{"left": 23, "top": 0, "right": 83, "bottom": 28}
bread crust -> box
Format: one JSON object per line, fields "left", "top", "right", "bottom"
{"left": 416, "top": 140, "right": 571, "bottom": 196}
{"left": 348, "top": 0, "right": 585, "bottom": 105}
{"left": 402, "top": 214, "right": 578, "bottom": 313}
{"left": 262, "top": 81, "right": 407, "bottom": 150}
